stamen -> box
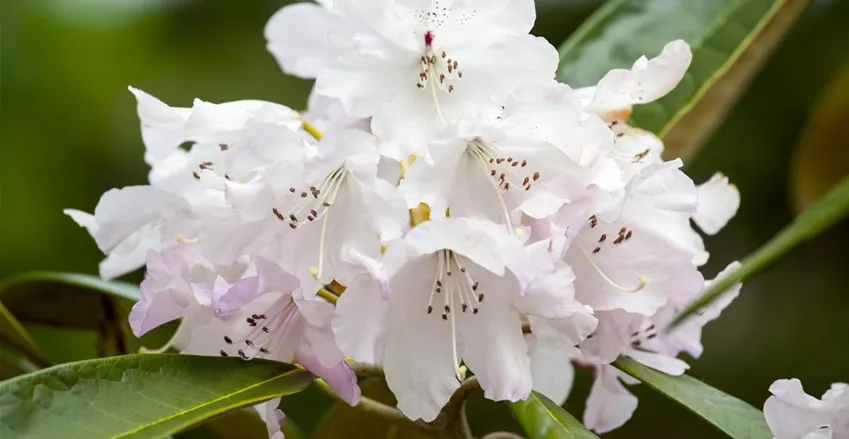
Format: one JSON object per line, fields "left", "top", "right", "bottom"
{"left": 578, "top": 245, "right": 648, "bottom": 293}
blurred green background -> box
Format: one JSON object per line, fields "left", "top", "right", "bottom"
{"left": 2, "top": 0, "right": 848, "bottom": 437}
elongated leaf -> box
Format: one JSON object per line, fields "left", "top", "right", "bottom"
{"left": 557, "top": 0, "right": 811, "bottom": 159}
{"left": 0, "top": 272, "right": 140, "bottom": 328}
{"left": 508, "top": 391, "right": 600, "bottom": 439}
{"left": 614, "top": 357, "right": 771, "bottom": 439}
{"left": 672, "top": 175, "right": 849, "bottom": 327}
{"left": 0, "top": 354, "right": 313, "bottom": 439}
{"left": 0, "top": 301, "right": 49, "bottom": 368}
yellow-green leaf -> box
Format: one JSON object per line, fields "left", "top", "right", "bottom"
{"left": 508, "top": 391, "right": 600, "bottom": 439}
{"left": 557, "top": 0, "right": 812, "bottom": 160}
{"left": 0, "top": 354, "right": 313, "bottom": 439}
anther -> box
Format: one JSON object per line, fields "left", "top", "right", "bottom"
{"left": 625, "top": 230, "right": 632, "bottom": 240}
{"left": 193, "top": 172, "right": 200, "bottom": 180}
{"left": 599, "top": 234, "right": 607, "bottom": 243}
{"left": 289, "top": 214, "right": 297, "bottom": 222}
{"left": 219, "top": 143, "right": 229, "bottom": 151}
{"left": 593, "top": 247, "right": 601, "bottom": 254}
{"left": 444, "top": 305, "right": 451, "bottom": 313}
{"left": 442, "top": 314, "right": 448, "bottom": 320}
{"left": 238, "top": 349, "right": 248, "bottom": 359}
{"left": 246, "top": 340, "right": 255, "bottom": 347}
{"left": 289, "top": 187, "right": 296, "bottom": 193}
{"left": 289, "top": 223, "right": 297, "bottom": 230}
{"left": 224, "top": 336, "right": 233, "bottom": 344}
{"left": 301, "top": 192, "right": 308, "bottom": 198}
{"left": 521, "top": 160, "right": 527, "bottom": 167}
{"left": 533, "top": 171, "right": 540, "bottom": 181}
{"left": 462, "top": 304, "right": 468, "bottom": 312}
{"left": 262, "top": 327, "right": 270, "bottom": 333}
{"left": 220, "top": 350, "right": 229, "bottom": 357}
{"left": 478, "top": 293, "right": 484, "bottom": 302}
{"left": 472, "top": 282, "right": 478, "bottom": 291}
{"left": 259, "top": 347, "right": 270, "bottom": 354}
{"left": 473, "top": 308, "right": 479, "bottom": 314}
{"left": 310, "top": 209, "right": 318, "bottom": 217}
{"left": 427, "top": 305, "right": 433, "bottom": 314}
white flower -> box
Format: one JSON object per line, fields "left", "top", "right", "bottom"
{"left": 576, "top": 40, "right": 692, "bottom": 181}
{"left": 399, "top": 81, "right": 619, "bottom": 227}
{"left": 257, "top": 128, "right": 408, "bottom": 296}
{"left": 764, "top": 379, "right": 849, "bottom": 439}
{"left": 334, "top": 217, "right": 580, "bottom": 421}
{"left": 303, "top": 0, "right": 559, "bottom": 157}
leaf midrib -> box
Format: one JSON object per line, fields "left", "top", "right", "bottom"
{"left": 110, "top": 368, "right": 303, "bottom": 438}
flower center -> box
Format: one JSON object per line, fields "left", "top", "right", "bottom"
{"left": 466, "top": 139, "right": 540, "bottom": 233}
{"left": 579, "top": 216, "right": 648, "bottom": 293}
{"left": 416, "top": 34, "right": 464, "bottom": 96}
{"left": 425, "top": 250, "right": 481, "bottom": 380}
{"left": 218, "top": 296, "right": 299, "bottom": 360}
{"left": 272, "top": 166, "right": 348, "bottom": 282}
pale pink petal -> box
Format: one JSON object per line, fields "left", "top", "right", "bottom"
{"left": 296, "top": 343, "right": 361, "bottom": 406}
{"left": 584, "top": 366, "right": 638, "bottom": 434}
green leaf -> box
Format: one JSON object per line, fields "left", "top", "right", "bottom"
{"left": 0, "top": 301, "right": 49, "bottom": 368}
{"left": 0, "top": 272, "right": 140, "bottom": 328}
{"left": 613, "top": 357, "right": 771, "bottom": 439}
{"left": 508, "top": 391, "right": 600, "bottom": 439}
{"left": 0, "top": 353, "right": 313, "bottom": 439}
{"left": 671, "top": 175, "right": 849, "bottom": 327}
{"left": 313, "top": 379, "right": 437, "bottom": 439}
{"left": 557, "top": 0, "right": 812, "bottom": 159}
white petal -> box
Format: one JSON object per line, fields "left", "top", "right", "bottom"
{"left": 128, "top": 86, "right": 190, "bottom": 162}
{"left": 225, "top": 177, "right": 274, "bottom": 223}
{"left": 459, "top": 289, "right": 532, "bottom": 403}
{"left": 91, "top": 186, "right": 177, "bottom": 252}
{"left": 265, "top": 2, "right": 341, "bottom": 78}
{"left": 589, "top": 40, "right": 692, "bottom": 114}
{"left": 626, "top": 348, "right": 689, "bottom": 376}
{"left": 765, "top": 379, "right": 833, "bottom": 439}
{"left": 528, "top": 337, "right": 576, "bottom": 405}
{"left": 693, "top": 172, "right": 740, "bottom": 235}
{"left": 383, "top": 260, "right": 459, "bottom": 422}
{"left": 332, "top": 275, "right": 388, "bottom": 364}
{"left": 404, "top": 217, "right": 512, "bottom": 277}
{"left": 584, "top": 366, "right": 638, "bottom": 434}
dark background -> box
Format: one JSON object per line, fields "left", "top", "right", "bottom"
{"left": 2, "top": 0, "right": 848, "bottom": 437}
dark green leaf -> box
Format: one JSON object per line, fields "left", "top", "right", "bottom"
{"left": 0, "top": 272, "right": 140, "bottom": 328}
{"left": 672, "top": 175, "right": 849, "bottom": 327}
{"left": 613, "top": 357, "right": 771, "bottom": 439}
{"left": 0, "top": 301, "right": 49, "bottom": 368}
{"left": 557, "top": 0, "right": 812, "bottom": 159}
{"left": 313, "top": 379, "right": 437, "bottom": 439}
{"left": 508, "top": 391, "right": 600, "bottom": 439}
{"left": 0, "top": 354, "right": 313, "bottom": 439}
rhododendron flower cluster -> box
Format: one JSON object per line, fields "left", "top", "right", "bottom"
{"left": 66, "top": 0, "right": 744, "bottom": 435}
